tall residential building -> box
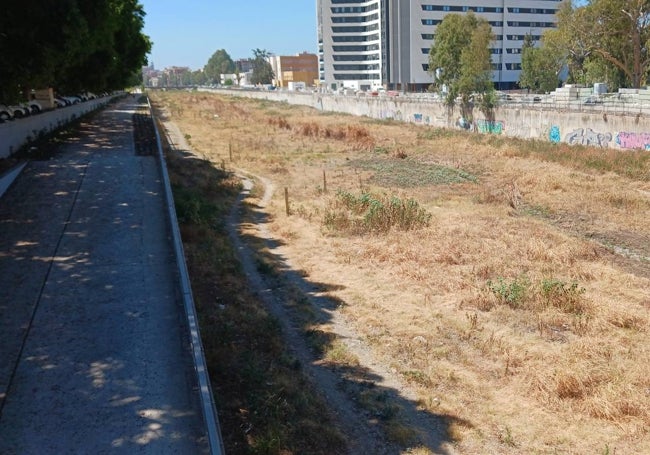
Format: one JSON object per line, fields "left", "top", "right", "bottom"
{"left": 317, "top": 0, "right": 561, "bottom": 91}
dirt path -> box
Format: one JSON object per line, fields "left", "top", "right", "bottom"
{"left": 227, "top": 170, "right": 455, "bottom": 454}
{"left": 159, "top": 114, "right": 456, "bottom": 453}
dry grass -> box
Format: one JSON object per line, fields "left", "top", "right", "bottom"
{"left": 151, "top": 90, "right": 650, "bottom": 454}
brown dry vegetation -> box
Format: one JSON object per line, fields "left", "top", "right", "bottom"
{"left": 152, "top": 91, "right": 650, "bottom": 454}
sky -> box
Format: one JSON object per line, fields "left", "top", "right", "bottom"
{"left": 140, "top": 0, "right": 318, "bottom": 71}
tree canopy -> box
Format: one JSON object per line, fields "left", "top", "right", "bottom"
{"left": 203, "top": 49, "right": 235, "bottom": 84}
{"left": 519, "top": 34, "right": 563, "bottom": 93}
{"left": 428, "top": 12, "right": 495, "bottom": 116}
{"left": 250, "top": 48, "right": 274, "bottom": 85}
{"left": 546, "top": 0, "right": 650, "bottom": 89}
{"left": 0, "top": 0, "right": 151, "bottom": 102}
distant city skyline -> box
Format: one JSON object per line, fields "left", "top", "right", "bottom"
{"left": 140, "top": 0, "right": 318, "bottom": 70}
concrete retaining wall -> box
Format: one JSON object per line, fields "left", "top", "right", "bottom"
{"left": 200, "top": 88, "right": 650, "bottom": 151}
{"left": 0, "top": 96, "right": 118, "bottom": 159}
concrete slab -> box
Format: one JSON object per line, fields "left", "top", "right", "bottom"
{"left": 0, "top": 99, "right": 208, "bottom": 454}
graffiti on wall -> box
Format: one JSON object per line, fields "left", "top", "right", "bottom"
{"left": 565, "top": 128, "right": 612, "bottom": 147}
{"left": 380, "top": 109, "right": 402, "bottom": 121}
{"left": 477, "top": 119, "right": 504, "bottom": 134}
{"left": 615, "top": 132, "right": 650, "bottom": 150}
{"left": 413, "top": 114, "right": 431, "bottom": 125}
{"left": 549, "top": 125, "right": 561, "bottom": 143}
{"left": 413, "top": 113, "right": 431, "bottom": 124}
{"left": 456, "top": 117, "right": 472, "bottom": 130}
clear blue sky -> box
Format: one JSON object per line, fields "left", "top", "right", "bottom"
{"left": 140, "top": 0, "right": 318, "bottom": 71}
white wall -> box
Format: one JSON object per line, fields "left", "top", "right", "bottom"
{"left": 0, "top": 96, "right": 117, "bottom": 159}
{"left": 200, "top": 88, "right": 650, "bottom": 150}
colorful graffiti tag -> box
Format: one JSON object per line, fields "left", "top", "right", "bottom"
{"left": 413, "top": 113, "right": 432, "bottom": 124}
{"left": 549, "top": 125, "right": 561, "bottom": 144}
{"left": 456, "top": 117, "right": 472, "bottom": 130}
{"left": 379, "top": 109, "right": 402, "bottom": 120}
{"left": 615, "top": 132, "right": 650, "bottom": 150}
{"left": 565, "top": 128, "right": 612, "bottom": 147}
{"left": 413, "top": 114, "right": 431, "bottom": 125}
{"left": 477, "top": 119, "right": 504, "bottom": 134}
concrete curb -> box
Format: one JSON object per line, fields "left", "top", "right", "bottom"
{"left": 0, "top": 162, "right": 27, "bottom": 199}
{"left": 148, "top": 98, "right": 225, "bottom": 455}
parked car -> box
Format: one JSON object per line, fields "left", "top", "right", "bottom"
{"left": 0, "top": 105, "right": 13, "bottom": 121}
{"left": 24, "top": 100, "right": 42, "bottom": 114}
{"left": 6, "top": 104, "right": 30, "bottom": 118}
{"left": 62, "top": 95, "right": 81, "bottom": 105}
{"left": 584, "top": 97, "right": 603, "bottom": 104}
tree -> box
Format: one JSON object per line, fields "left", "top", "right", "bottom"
{"left": 204, "top": 49, "right": 235, "bottom": 84}
{"left": 458, "top": 18, "right": 496, "bottom": 116}
{"left": 0, "top": 0, "right": 150, "bottom": 102}
{"left": 582, "top": 57, "right": 627, "bottom": 92}
{"left": 191, "top": 70, "right": 207, "bottom": 86}
{"left": 519, "top": 34, "right": 563, "bottom": 93}
{"left": 589, "top": 0, "right": 650, "bottom": 88}
{"left": 428, "top": 12, "right": 494, "bottom": 117}
{"left": 550, "top": 0, "right": 650, "bottom": 88}
{"left": 250, "top": 48, "right": 274, "bottom": 85}
{"left": 543, "top": 2, "right": 593, "bottom": 85}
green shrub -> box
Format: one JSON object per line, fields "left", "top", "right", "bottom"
{"left": 324, "top": 190, "right": 431, "bottom": 234}
{"left": 487, "top": 276, "right": 589, "bottom": 315}
{"left": 540, "top": 278, "right": 588, "bottom": 314}
{"left": 487, "top": 276, "right": 530, "bottom": 308}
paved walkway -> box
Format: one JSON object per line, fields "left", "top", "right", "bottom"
{"left": 0, "top": 98, "right": 208, "bottom": 453}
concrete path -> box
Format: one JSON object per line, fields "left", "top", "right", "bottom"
{"left": 0, "top": 99, "right": 208, "bottom": 453}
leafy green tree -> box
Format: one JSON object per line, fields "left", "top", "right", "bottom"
{"left": 550, "top": 0, "right": 650, "bottom": 88}
{"left": 582, "top": 57, "right": 626, "bottom": 92}
{"left": 519, "top": 34, "right": 562, "bottom": 93}
{"left": 250, "top": 48, "right": 274, "bottom": 85}
{"left": 0, "top": 0, "right": 150, "bottom": 102}
{"left": 203, "top": 49, "right": 235, "bottom": 84}
{"left": 543, "top": 2, "right": 593, "bottom": 85}
{"left": 106, "top": 0, "right": 151, "bottom": 90}
{"left": 428, "top": 12, "right": 494, "bottom": 117}
{"left": 191, "top": 70, "right": 207, "bottom": 86}
{"left": 589, "top": 0, "right": 650, "bottom": 88}
{"left": 458, "top": 18, "right": 496, "bottom": 116}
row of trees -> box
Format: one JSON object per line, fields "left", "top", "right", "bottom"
{"left": 202, "top": 48, "right": 274, "bottom": 86}
{"left": 427, "top": 0, "right": 650, "bottom": 113}
{"left": 146, "top": 47, "right": 275, "bottom": 88}
{"left": 520, "top": 0, "right": 650, "bottom": 93}
{"left": 0, "top": 0, "right": 151, "bottom": 103}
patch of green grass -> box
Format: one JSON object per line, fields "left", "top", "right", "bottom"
{"left": 487, "top": 276, "right": 530, "bottom": 309}
{"left": 522, "top": 203, "right": 551, "bottom": 218}
{"left": 172, "top": 185, "right": 219, "bottom": 225}
{"left": 487, "top": 276, "right": 590, "bottom": 316}
{"left": 540, "top": 278, "right": 589, "bottom": 314}
{"left": 417, "top": 127, "right": 458, "bottom": 140}
{"left": 324, "top": 190, "right": 432, "bottom": 234}
{"left": 402, "top": 370, "right": 433, "bottom": 387}
{"left": 349, "top": 158, "right": 477, "bottom": 187}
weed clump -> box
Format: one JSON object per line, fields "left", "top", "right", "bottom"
{"left": 324, "top": 190, "right": 431, "bottom": 234}
{"left": 486, "top": 276, "right": 590, "bottom": 315}
{"left": 268, "top": 116, "right": 291, "bottom": 129}
{"left": 487, "top": 276, "right": 530, "bottom": 309}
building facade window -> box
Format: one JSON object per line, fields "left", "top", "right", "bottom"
{"left": 318, "top": 0, "right": 558, "bottom": 90}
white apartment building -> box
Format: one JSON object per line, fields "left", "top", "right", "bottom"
{"left": 317, "top": 0, "right": 561, "bottom": 91}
